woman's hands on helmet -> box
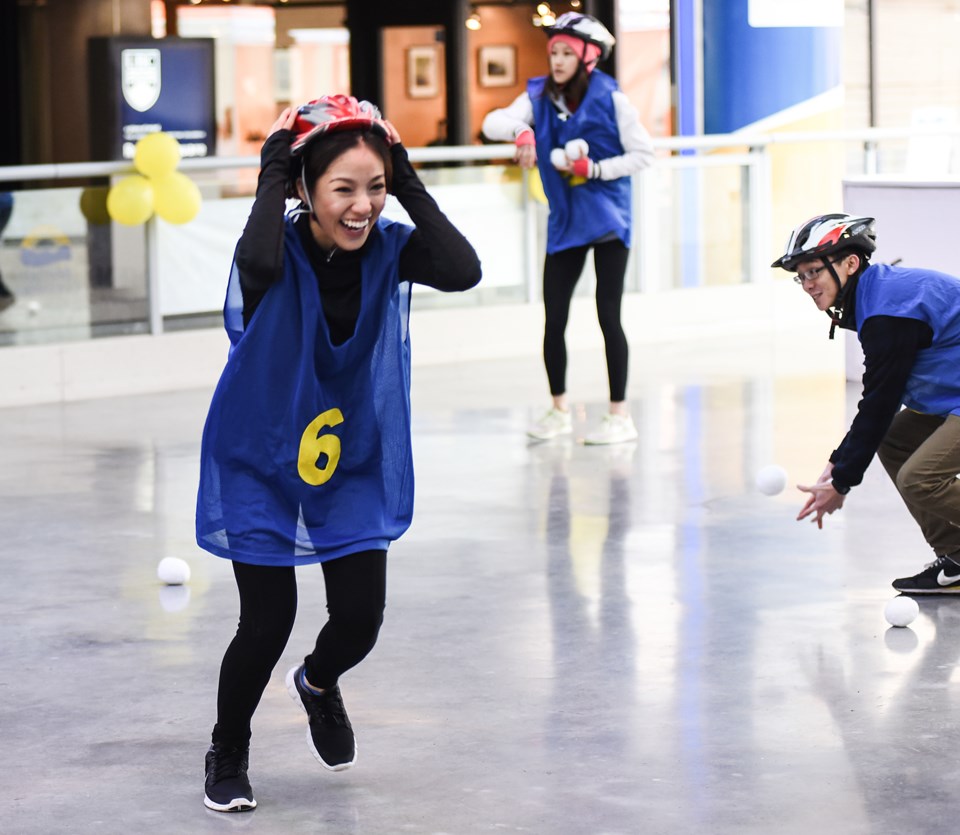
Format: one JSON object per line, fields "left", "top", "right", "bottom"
{"left": 269, "top": 107, "right": 297, "bottom": 139}
{"left": 379, "top": 119, "right": 402, "bottom": 146}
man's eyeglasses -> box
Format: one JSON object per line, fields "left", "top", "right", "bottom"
{"left": 793, "top": 261, "right": 837, "bottom": 285}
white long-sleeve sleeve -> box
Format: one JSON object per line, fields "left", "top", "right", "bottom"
{"left": 592, "top": 91, "right": 654, "bottom": 181}
{"left": 481, "top": 92, "right": 535, "bottom": 142}
{"left": 483, "top": 89, "right": 653, "bottom": 180}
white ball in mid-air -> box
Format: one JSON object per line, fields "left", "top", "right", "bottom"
{"left": 550, "top": 147, "right": 568, "bottom": 169}
{"left": 564, "top": 138, "right": 589, "bottom": 160}
{"left": 755, "top": 464, "right": 787, "bottom": 496}
{"left": 884, "top": 595, "right": 919, "bottom": 628}
{"left": 157, "top": 556, "right": 191, "bottom": 586}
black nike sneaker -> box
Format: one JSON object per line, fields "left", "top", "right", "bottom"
{"left": 285, "top": 665, "right": 356, "bottom": 771}
{"left": 892, "top": 556, "right": 960, "bottom": 594}
{"left": 204, "top": 742, "right": 256, "bottom": 812}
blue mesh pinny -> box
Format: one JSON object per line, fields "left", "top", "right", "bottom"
{"left": 196, "top": 216, "right": 415, "bottom": 566}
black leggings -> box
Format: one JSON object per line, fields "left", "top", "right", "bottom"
{"left": 212, "top": 550, "right": 387, "bottom": 747}
{"left": 542, "top": 239, "right": 630, "bottom": 402}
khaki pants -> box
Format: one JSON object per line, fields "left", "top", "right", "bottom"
{"left": 877, "top": 410, "right": 960, "bottom": 557}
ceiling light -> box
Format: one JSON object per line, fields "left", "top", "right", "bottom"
{"left": 465, "top": 10, "right": 481, "bottom": 30}
{"left": 533, "top": 2, "right": 557, "bottom": 26}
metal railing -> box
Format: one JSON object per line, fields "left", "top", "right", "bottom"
{"left": 0, "top": 124, "right": 957, "bottom": 346}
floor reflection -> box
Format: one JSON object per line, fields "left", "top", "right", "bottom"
{"left": 541, "top": 442, "right": 637, "bottom": 765}
{"left": 2, "top": 342, "right": 958, "bottom": 833}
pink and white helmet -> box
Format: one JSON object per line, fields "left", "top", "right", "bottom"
{"left": 546, "top": 12, "right": 616, "bottom": 61}
{"left": 771, "top": 213, "right": 876, "bottom": 271}
{"left": 290, "top": 95, "right": 386, "bottom": 155}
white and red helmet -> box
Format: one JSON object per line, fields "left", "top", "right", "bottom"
{"left": 290, "top": 95, "right": 386, "bottom": 155}
{"left": 772, "top": 213, "right": 876, "bottom": 271}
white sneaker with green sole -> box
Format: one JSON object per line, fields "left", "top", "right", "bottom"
{"left": 527, "top": 407, "right": 573, "bottom": 441}
{"left": 584, "top": 413, "right": 638, "bottom": 445}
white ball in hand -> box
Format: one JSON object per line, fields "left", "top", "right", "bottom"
{"left": 564, "top": 138, "right": 589, "bottom": 160}
{"left": 755, "top": 464, "right": 787, "bottom": 496}
{"left": 157, "top": 556, "right": 191, "bottom": 586}
{"left": 549, "top": 148, "right": 568, "bottom": 169}
{"left": 884, "top": 596, "right": 919, "bottom": 628}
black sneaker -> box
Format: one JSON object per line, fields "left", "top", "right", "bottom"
{"left": 204, "top": 742, "right": 257, "bottom": 812}
{"left": 893, "top": 556, "right": 960, "bottom": 594}
{"left": 285, "top": 665, "right": 357, "bottom": 771}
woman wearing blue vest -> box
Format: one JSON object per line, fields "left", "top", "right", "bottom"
{"left": 774, "top": 213, "right": 960, "bottom": 594}
{"left": 196, "top": 96, "right": 480, "bottom": 812}
{"left": 483, "top": 12, "right": 653, "bottom": 445}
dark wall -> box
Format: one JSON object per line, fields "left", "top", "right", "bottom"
{"left": 0, "top": 0, "right": 21, "bottom": 165}
{"left": 346, "top": 0, "right": 472, "bottom": 145}
{"left": 7, "top": 0, "right": 622, "bottom": 164}
{"left": 15, "top": 0, "right": 150, "bottom": 165}
{"left": 345, "top": 0, "right": 619, "bottom": 146}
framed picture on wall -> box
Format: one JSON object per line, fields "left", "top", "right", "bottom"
{"left": 407, "top": 45, "right": 440, "bottom": 99}
{"left": 478, "top": 45, "right": 517, "bottom": 88}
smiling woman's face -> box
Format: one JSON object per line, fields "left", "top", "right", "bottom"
{"left": 301, "top": 141, "right": 386, "bottom": 252}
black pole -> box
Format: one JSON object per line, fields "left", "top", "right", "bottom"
{"left": 584, "top": 0, "right": 620, "bottom": 80}
{"left": 0, "top": 0, "right": 23, "bottom": 166}
{"left": 346, "top": 0, "right": 383, "bottom": 107}
{"left": 443, "top": 0, "right": 470, "bottom": 145}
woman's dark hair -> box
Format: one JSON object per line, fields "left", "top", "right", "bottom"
{"left": 289, "top": 128, "right": 393, "bottom": 200}
{"left": 543, "top": 61, "right": 590, "bottom": 110}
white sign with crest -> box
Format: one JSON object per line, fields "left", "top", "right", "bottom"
{"left": 121, "top": 48, "right": 161, "bottom": 112}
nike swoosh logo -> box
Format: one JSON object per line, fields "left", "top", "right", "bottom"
{"left": 938, "top": 570, "right": 960, "bottom": 586}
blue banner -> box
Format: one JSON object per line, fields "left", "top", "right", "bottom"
{"left": 703, "top": 0, "right": 841, "bottom": 134}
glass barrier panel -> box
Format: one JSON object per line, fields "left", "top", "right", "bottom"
{"left": 654, "top": 161, "right": 747, "bottom": 291}
{"left": 0, "top": 185, "right": 149, "bottom": 346}
{"left": 388, "top": 163, "right": 532, "bottom": 307}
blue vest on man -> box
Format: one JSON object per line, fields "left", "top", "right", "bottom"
{"left": 196, "top": 216, "right": 415, "bottom": 566}
{"left": 856, "top": 263, "right": 960, "bottom": 416}
{"left": 528, "top": 69, "right": 633, "bottom": 254}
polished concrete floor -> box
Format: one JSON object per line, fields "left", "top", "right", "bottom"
{"left": 2, "top": 335, "right": 957, "bottom": 834}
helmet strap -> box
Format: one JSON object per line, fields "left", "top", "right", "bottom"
{"left": 826, "top": 311, "right": 840, "bottom": 340}
{"left": 299, "top": 168, "right": 318, "bottom": 223}
{"left": 823, "top": 255, "right": 868, "bottom": 339}
{"left": 823, "top": 259, "right": 846, "bottom": 339}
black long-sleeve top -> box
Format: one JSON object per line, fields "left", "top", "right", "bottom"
{"left": 234, "top": 130, "right": 481, "bottom": 342}
{"left": 830, "top": 306, "right": 933, "bottom": 492}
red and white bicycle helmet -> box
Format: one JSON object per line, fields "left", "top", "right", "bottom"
{"left": 545, "top": 12, "right": 616, "bottom": 61}
{"left": 290, "top": 95, "right": 386, "bottom": 155}
{"left": 771, "top": 213, "right": 876, "bottom": 271}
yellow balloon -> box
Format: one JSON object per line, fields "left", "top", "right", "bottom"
{"left": 107, "top": 176, "right": 154, "bottom": 226}
{"left": 528, "top": 167, "right": 548, "bottom": 205}
{"left": 134, "top": 132, "right": 182, "bottom": 180}
{"left": 152, "top": 172, "right": 202, "bottom": 225}
{"left": 79, "top": 186, "right": 111, "bottom": 226}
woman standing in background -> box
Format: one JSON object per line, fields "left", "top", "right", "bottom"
{"left": 483, "top": 12, "right": 654, "bottom": 445}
